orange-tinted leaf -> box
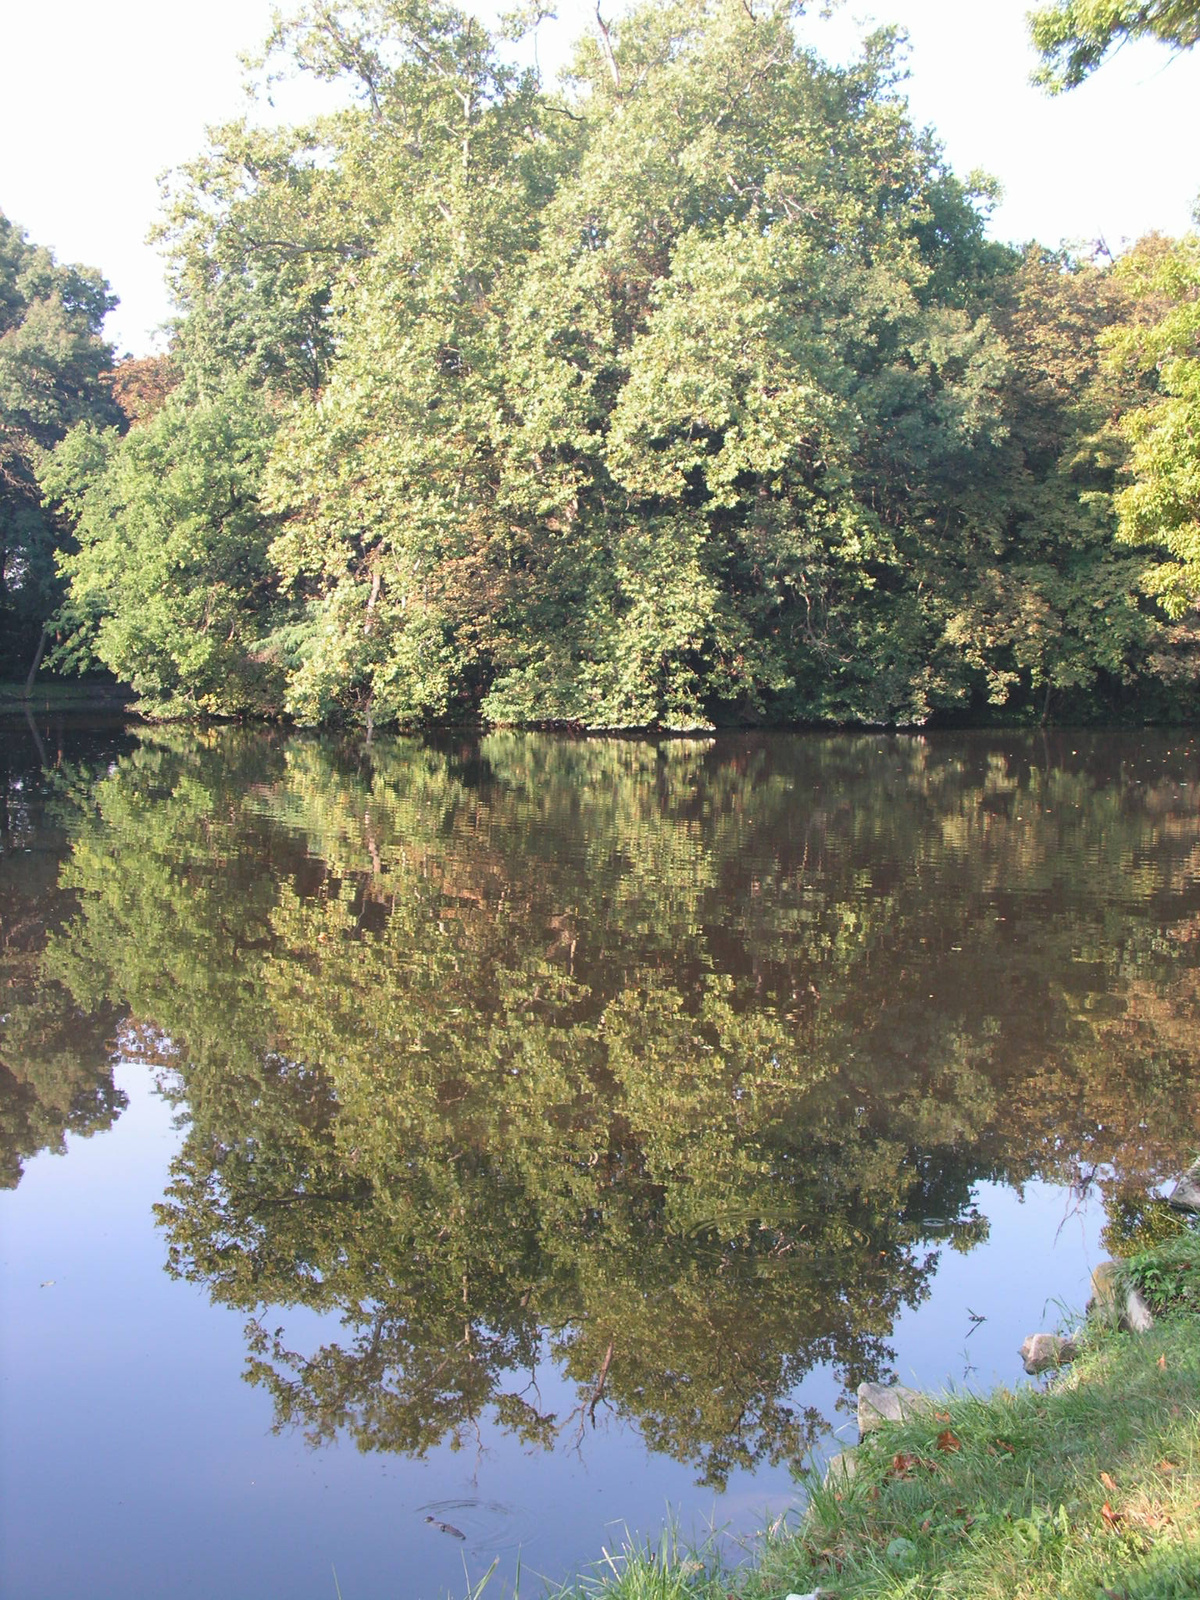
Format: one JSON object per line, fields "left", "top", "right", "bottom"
{"left": 1157, "top": 1354, "right": 1167, "bottom": 1370}
{"left": 1101, "top": 1502, "right": 1123, "bottom": 1528}
{"left": 1100, "top": 1471, "right": 1119, "bottom": 1493}
{"left": 937, "top": 1429, "right": 962, "bottom": 1453}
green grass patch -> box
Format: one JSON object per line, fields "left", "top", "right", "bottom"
{"left": 1123, "top": 1232, "right": 1200, "bottom": 1319}
{"left": 541, "top": 1317, "right": 1200, "bottom": 1600}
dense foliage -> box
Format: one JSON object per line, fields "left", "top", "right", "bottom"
{"left": 1028, "top": 0, "right": 1200, "bottom": 92}
{"left": 0, "top": 213, "right": 119, "bottom": 683}
{"left": 20, "top": 0, "right": 1200, "bottom": 728}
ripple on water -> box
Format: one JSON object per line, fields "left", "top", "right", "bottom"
{"left": 417, "top": 1499, "right": 540, "bottom": 1556}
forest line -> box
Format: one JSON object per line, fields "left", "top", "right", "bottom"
{"left": 2, "top": 0, "right": 1199, "bottom": 731}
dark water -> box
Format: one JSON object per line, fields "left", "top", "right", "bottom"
{"left": 3, "top": 718, "right": 1200, "bottom": 1599}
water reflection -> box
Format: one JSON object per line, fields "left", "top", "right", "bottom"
{"left": 0, "top": 719, "right": 131, "bottom": 1188}
{"left": 7, "top": 726, "right": 1200, "bottom": 1490}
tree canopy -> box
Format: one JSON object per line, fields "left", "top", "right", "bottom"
{"left": 25, "top": 0, "right": 1200, "bottom": 729}
{"left": 1029, "top": 0, "right": 1200, "bottom": 92}
{"left": 0, "top": 212, "right": 119, "bottom": 683}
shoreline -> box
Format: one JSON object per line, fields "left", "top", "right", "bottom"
{"left": 560, "top": 1214, "right": 1200, "bottom": 1600}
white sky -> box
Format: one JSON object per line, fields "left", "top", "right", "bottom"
{"left": 1, "top": 0, "right": 1196, "bottom": 356}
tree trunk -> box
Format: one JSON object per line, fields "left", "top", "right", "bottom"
{"left": 24, "top": 628, "right": 47, "bottom": 696}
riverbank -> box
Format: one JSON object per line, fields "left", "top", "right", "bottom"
{"left": 567, "top": 1303, "right": 1200, "bottom": 1599}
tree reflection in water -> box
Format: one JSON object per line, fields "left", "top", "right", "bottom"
{"left": 14, "top": 727, "right": 1200, "bottom": 1487}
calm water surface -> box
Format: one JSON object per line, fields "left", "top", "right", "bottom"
{"left": 3, "top": 719, "right": 1199, "bottom": 1598}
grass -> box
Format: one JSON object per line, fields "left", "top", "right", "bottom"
{"left": 1123, "top": 1234, "right": 1200, "bottom": 1320}
{"left": 532, "top": 1314, "right": 1200, "bottom": 1600}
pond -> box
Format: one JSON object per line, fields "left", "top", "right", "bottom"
{"left": 2, "top": 717, "right": 1199, "bottom": 1599}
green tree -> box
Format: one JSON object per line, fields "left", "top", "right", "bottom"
{"left": 1105, "top": 232, "right": 1200, "bottom": 642}
{"left": 43, "top": 0, "right": 1193, "bottom": 728}
{"left": 41, "top": 380, "right": 287, "bottom": 715}
{"left": 1029, "top": 0, "right": 1200, "bottom": 92}
{"left": 0, "top": 211, "right": 119, "bottom": 685}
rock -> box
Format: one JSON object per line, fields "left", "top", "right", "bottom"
{"left": 1088, "top": 1259, "right": 1155, "bottom": 1334}
{"left": 857, "top": 1381, "right": 930, "bottom": 1437}
{"left": 1123, "top": 1286, "right": 1155, "bottom": 1334}
{"left": 1167, "top": 1160, "right": 1200, "bottom": 1214}
{"left": 823, "top": 1449, "right": 858, "bottom": 1486}
{"left": 1089, "top": 1260, "right": 1121, "bottom": 1319}
{"left": 1019, "top": 1333, "right": 1078, "bottom": 1375}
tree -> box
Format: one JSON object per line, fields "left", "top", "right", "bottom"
{"left": 1029, "top": 0, "right": 1200, "bottom": 92}
{"left": 44, "top": 0, "right": 1194, "bottom": 727}
{"left": 1105, "top": 233, "right": 1200, "bottom": 636}
{"left": 0, "top": 211, "right": 119, "bottom": 684}
{"left": 262, "top": 0, "right": 1025, "bottom": 729}
{"left": 41, "top": 380, "right": 287, "bottom": 715}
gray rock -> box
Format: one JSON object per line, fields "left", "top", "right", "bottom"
{"left": 823, "top": 1449, "right": 858, "bottom": 1486}
{"left": 1168, "top": 1160, "right": 1200, "bottom": 1214}
{"left": 1019, "top": 1333, "right": 1078, "bottom": 1375}
{"left": 1088, "top": 1259, "right": 1155, "bottom": 1333}
{"left": 1123, "top": 1285, "right": 1155, "bottom": 1334}
{"left": 857, "top": 1381, "right": 930, "bottom": 1437}
{"left": 1089, "top": 1259, "right": 1121, "bottom": 1320}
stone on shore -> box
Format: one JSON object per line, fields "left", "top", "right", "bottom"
{"left": 857, "top": 1381, "right": 930, "bottom": 1437}
{"left": 1019, "top": 1332, "right": 1078, "bottom": 1374}
{"left": 1123, "top": 1285, "right": 1155, "bottom": 1333}
{"left": 1089, "top": 1260, "right": 1155, "bottom": 1334}
{"left": 1167, "top": 1160, "right": 1200, "bottom": 1214}
{"left": 823, "top": 1449, "right": 858, "bottom": 1486}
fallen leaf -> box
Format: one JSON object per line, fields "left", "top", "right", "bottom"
{"left": 1157, "top": 1354, "right": 1167, "bottom": 1370}
{"left": 890, "top": 1452, "right": 919, "bottom": 1479}
{"left": 994, "top": 1440, "right": 1016, "bottom": 1454}
{"left": 934, "top": 1410, "right": 951, "bottom": 1423}
{"left": 936, "top": 1429, "right": 962, "bottom": 1453}
{"left": 1101, "top": 1502, "right": 1123, "bottom": 1529}
{"left": 920, "top": 1517, "right": 932, "bottom": 1533}
{"left": 1157, "top": 1460, "right": 1179, "bottom": 1474}
{"left": 1100, "top": 1471, "right": 1119, "bottom": 1493}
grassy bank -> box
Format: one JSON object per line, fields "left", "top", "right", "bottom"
{"left": 559, "top": 1312, "right": 1200, "bottom": 1600}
